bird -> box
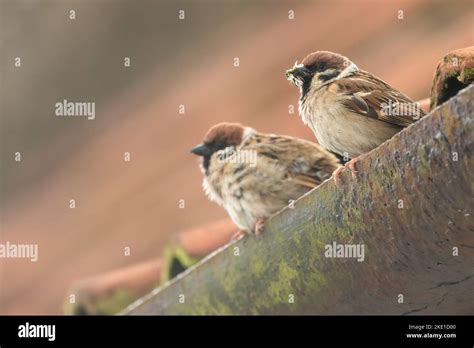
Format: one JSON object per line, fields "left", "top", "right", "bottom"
{"left": 286, "top": 51, "right": 425, "bottom": 180}
{"left": 191, "top": 122, "right": 341, "bottom": 238}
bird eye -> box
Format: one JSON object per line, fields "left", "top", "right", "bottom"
{"left": 316, "top": 62, "right": 326, "bottom": 72}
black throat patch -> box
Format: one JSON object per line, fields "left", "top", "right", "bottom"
{"left": 300, "top": 78, "right": 312, "bottom": 101}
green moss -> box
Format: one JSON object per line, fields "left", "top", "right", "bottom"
{"left": 95, "top": 289, "right": 138, "bottom": 315}
{"left": 63, "top": 300, "right": 76, "bottom": 315}
{"left": 446, "top": 70, "right": 458, "bottom": 78}
{"left": 417, "top": 143, "right": 431, "bottom": 177}
{"left": 461, "top": 67, "right": 474, "bottom": 83}
{"left": 63, "top": 289, "right": 139, "bottom": 315}
{"left": 267, "top": 261, "right": 299, "bottom": 301}
{"left": 250, "top": 255, "right": 266, "bottom": 277}
{"left": 161, "top": 244, "right": 201, "bottom": 283}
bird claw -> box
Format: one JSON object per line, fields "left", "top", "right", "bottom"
{"left": 347, "top": 159, "right": 358, "bottom": 177}
{"left": 333, "top": 156, "right": 361, "bottom": 185}
{"left": 333, "top": 166, "right": 344, "bottom": 186}
{"left": 254, "top": 218, "right": 267, "bottom": 237}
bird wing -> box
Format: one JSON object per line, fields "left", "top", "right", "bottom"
{"left": 333, "top": 71, "right": 425, "bottom": 128}
{"left": 288, "top": 174, "right": 320, "bottom": 189}
{"left": 244, "top": 134, "right": 339, "bottom": 188}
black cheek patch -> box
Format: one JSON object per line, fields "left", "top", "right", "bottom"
{"left": 318, "top": 70, "right": 340, "bottom": 82}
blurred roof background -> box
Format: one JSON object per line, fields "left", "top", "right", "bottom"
{"left": 1, "top": 0, "right": 473, "bottom": 314}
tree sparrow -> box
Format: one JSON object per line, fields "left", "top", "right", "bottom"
{"left": 191, "top": 123, "right": 340, "bottom": 237}
{"left": 286, "top": 51, "right": 425, "bottom": 179}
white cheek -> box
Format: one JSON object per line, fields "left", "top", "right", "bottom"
{"left": 310, "top": 75, "right": 324, "bottom": 89}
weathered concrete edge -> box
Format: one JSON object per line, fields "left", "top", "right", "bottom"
{"left": 124, "top": 85, "right": 474, "bottom": 315}
{"left": 121, "top": 243, "right": 231, "bottom": 314}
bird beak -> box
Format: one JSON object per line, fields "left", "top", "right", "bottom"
{"left": 191, "top": 143, "right": 212, "bottom": 157}
{"left": 286, "top": 64, "right": 309, "bottom": 80}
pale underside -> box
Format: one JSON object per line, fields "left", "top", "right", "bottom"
{"left": 299, "top": 86, "right": 402, "bottom": 159}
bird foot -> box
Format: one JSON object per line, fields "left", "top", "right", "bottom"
{"left": 333, "top": 156, "right": 363, "bottom": 186}
{"left": 254, "top": 218, "right": 267, "bottom": 237}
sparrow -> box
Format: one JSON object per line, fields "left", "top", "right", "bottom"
{"left": 191, "top": 122, "right": 340, "bottom": 237}
{"left": 286, "top": 51, "right": 425, "bottom": 179}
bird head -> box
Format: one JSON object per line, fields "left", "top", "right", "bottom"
{"left": 286, "top": 51, "right": 357, "bottom": 98}
{"left": 191, "top": 123, "right": 246, "bottom": 174}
